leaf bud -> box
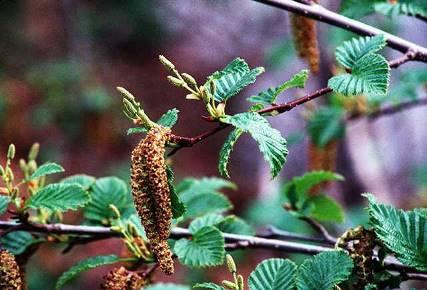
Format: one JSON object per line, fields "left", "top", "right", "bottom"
{"left": 6, "top": 167, "right": 14, "bottom": 182}
{"left": 19, "top": 159, "right": 27, "bottom": 172}
{"left": 215, "top": 103, "right": 226, "bottom": 117}
{"left": 185, "top": 93, "right": 200, "bottom": 100}
{"left": 222, "top": 280, "right": 236, "bottom": 289}
{"left": 28, "top": 160, "right": 37, "bottom": 173}
{"left": 209, "top": 80, "right": 216, "bottom": 95}
{"left": 28, "top": 142, "right": 40, "bottom": 161}
{"left": 0, "top": 165, "right": 4, "bottom": 177}
{"left": 159, "top": 55, "right": 175, "bottom": 71}
{"left": 237, "top": 275, "right": 244, "bottom": 290}
{"left": 7, "top": 144, "right": 15, "bottom": 160}
{"left": 226, "top": 254, "right": 237, "bottom": 273}
{"left": 167, "top": 76, "right": 185, "bottom": 88}
{"left": 181, "top": 73, "right": 197, "bottom": 86}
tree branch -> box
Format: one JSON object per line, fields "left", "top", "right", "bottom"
{"left": 1, "top": 221, "right": 426, "bottom": 280}
{"left": 252, "top": 0, "right": 427, "bottom": 62}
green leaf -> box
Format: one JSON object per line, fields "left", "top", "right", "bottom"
{"left": 307, "top": 107, "right": 345, "bottom": 147}
{"left": 374, "top": 0, "right": 427, "bottom": 18}
{"left": 194, "top": 282, "right": 226, "bottom": 290}
{"left": 61, "top": 174, "right": 96, "bottom": 190}
{"left": 0, "top": 231, "right": 35, "bottom": 255}
{"left": 248, "top": 258, "right": 297, "bottom": 290}
{"left": 25, "top": 183, "right": 89, "bottom": 212}
{"left": 329, "top": 53, "right": 390, "bottom": 96}
{"left": 174, "top": 226, "right": 225, "bottom": 267}
{"left": 247, "top": 69, "right": 309, "bottom": 105}
{"left": 29, "top": 162, "right": 64, "bottom": 180}
{"left": 221, "top": 112, "right": 288, "bottom": 178}
{"left": 218, "top": 128, "right": 243, "bottom": 178}
{"left": 166, "top": 166, "right": 186, "bottom": 219}
{"left": 296, "top": 251, "right": 354, "bottom": 290}
{"left": 365, "top": 193, "right": 427, "bottom": 271}
{"left": 145, "top": 284, "right": 191, "bottom": 290}
{"left": 340, "top": 0, "right": 379, "bottom": 19}
{"left": 127, "top": 108, "right": 179, "bottom": 135}
{"left": 55, "top": 255, "right": 121, "bottom": 290}
{"left": 335, "top": 35, "right": 386, "bottom": 68}
{"left": 217, "top": 215, "right": 255, "bottom": 235}
{"left": 84, "top": 177, "right": 134, "bottom": 224}
{"left": 189, "top": 214, "right": 225, "bottom": 233}
{"left": 308, "top": 194, "right": 345, "bottom": 223}
{"left": 207, "top": 58, "right": 265, "bottom": 102}
{"left": 127, "top": 127, "right": 147, "bottom": 135}
{"left": 0, "top": 195, "right": 11, "bottom": 214}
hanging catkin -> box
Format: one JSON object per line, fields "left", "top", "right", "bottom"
{"left": 307, "top": 141, "right": 338, "bottom": 195}
{"left": 100, "top": 267, "right": 148, "bottom": 290}
{"left": 130, "top": 126, "right": 174, "bottom": 275}
{"left": 290, "top": 1, "right": 320, "bottom": 73}
{"left": 0, "top": 249, "right": 23, "bottom": 290}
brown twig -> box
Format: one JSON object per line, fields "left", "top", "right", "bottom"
{"left": 300, "top": 217, "right": 337, "bottom": 244}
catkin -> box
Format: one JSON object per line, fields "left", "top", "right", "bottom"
{"left": 100, "top": 267, "right": 147, "bottom": 290}
{"left": 130, "top": 126, "right": 174, "bottom": 275}
{"left": 290, "top": 12, "right": 320, "bottom": 73}
{"left": 0, "top": 249, "right": 23, "bottom": 290}
{"left": 307, "top": 141, "right": 338, "bottom": 195}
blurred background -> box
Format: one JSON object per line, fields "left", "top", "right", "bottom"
{"left": 0, "top": 0, "right": 426, "bottom": 289}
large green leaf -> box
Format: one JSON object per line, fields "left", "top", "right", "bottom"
{"left": 25, "top": 183, "right": 89, "bottom": 212}
{"left": 218, "top": 128, "right": 243, "bottom": 178}
{"left": 248, "top": 258, "right": 297, "bottom": 290}
{"left": 166, "top": 166, "right": 186, "bottom": 219}
{"left": 329, "top": 53, "right": 390, "bottom": 96}
{"left": 307, "top": 107, "right": 345, "bottom": 147}
{"left": 0, "top": 231, "right": 36, "bottom": 255}
{"left": 189, "top": 214, "right": 255, "bottom": 235}
{"left": 309, "top": 195, "right": 345, "bottom": 223}
{"left": 207, "top": 58, "right": 265, "bottom": 102}
{"left": 61, "top": 174, "right": 96, "bottom": 190}
{"left": 0, "top": 195, "right": 10, "bottom": 214}
{"left": 84, "top": 177, "right": 134, "bottom": 224}
{"left": 127, "top": 108, "right": 179, "bottom": 135}
{"left": 145, "top": 284, "right": 191, "bottom": 290}
{"left": 221, "top": 112, "right": 288, "bottom": 178}
{"left": 296, "top": 251, "right": 354, "bottom": 290}
{"left": 189, "top": 214, "right": 225, "bottom": 233}
{"left": 55, "top": 255, "right": 121, "bottom": 290}
{"left": 335, "top": 35, "right": 386, "bottom": 68}
{"left": 247, "top": 69, "right": 309, "bottom": 105}
{"left": 365, "top": 193, "right": 427, "bottom": 271}
{"left": 174, "top": 226, "right": 225, "bottom": 267}
{"left": 29, "top": 162, "right": 64, "bottom": 180}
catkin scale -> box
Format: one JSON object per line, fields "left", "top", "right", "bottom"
{"left": 130, "top": 126, "right": 174, "bottom": 275}
{"left": 0, "top": 249, "right": 23, "bottom": 290}
{"left": 100, "top": 267, "right": 147, "bottom": 290}
{"left": 308, "top": 141, "right": 338, "bottom": 195}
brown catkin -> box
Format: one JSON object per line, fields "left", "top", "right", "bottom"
{"left": 290, "top": 13, "right": 320, "bottom": 73}
{"left": 130, "top": 126, "right": 174, "bottom": 275}
{"left": 307, "top": 141, "right": 338, "bottom": 195}
{"left": 100, "top": 267, "right": 147, "bottom": 290}
{"left": 0, "top": 249, "right": 23, "bottom": 290}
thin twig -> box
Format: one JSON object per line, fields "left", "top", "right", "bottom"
{"left": 258, "top": 225, "right": 335, "bottom": 245}
{"left": 300, "top": 217, "right": 337, "bottom": 244}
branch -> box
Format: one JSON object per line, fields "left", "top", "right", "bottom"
{"left": 300, "top": 217, "right": 337, "bottom": 244}
{"left": 1, "top": 221, "right": 426, "bottom": 280}
{"left": 252, "top": 0, "right": 427, "bottom": 62}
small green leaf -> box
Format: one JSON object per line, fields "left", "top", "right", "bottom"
{"left": 0, "top": 195, "right": 11, "bottom": 214}
{"left": 55, "top": 255, "right": 121, "bottom": 290}
{"left": 335, "top": 35, "right": 386, "bottom": 68}
{"left": 157, "top": 108, "right": 179, "bottom": 128}
{"left": 189, "top": 214, "right": 224, "bottom": 233}
{"left": 166, "top": 166, "right": 186, "bottom": 219}
{"left": 221, "top": 112, "right": 288, "bottom": 178}
{"left": 218, "top": 128, "right": 243, "bottom": 178}
{"left": 296, "top": 251, "right": 354, "bottom": 290}
{"left": 217, "top": 215, "right": 255, "bottom": 235}
{"left": 207, "top": 58, "right": 265, "bottom": 102}
{"left": 307, "top": 107, "right": 345, "bottom": 147}
{"left": 308, "top": 194, "right": 345, "bottom": 223}
{"left": 329, "top": 53, "right": 390, "bottom": 96}
{"left": 340, "top": 0, "right": 379, "bottom": 19}
{"left": 145, "top": 284, "right": 191, "bottom": 290}
{"left": 247, "top": 69, "right": 309, "bottom": 105}
{"left": 29, "top": 162, "right": 64, "bottom": 180}
{"left": 61, "top": 174, "right": 96, "bottom": 190}
{"left": 174, "top": 226, "right": 225, "bottom": 267}
{"left": 194, "top": 282, "right": 226, "bottom": 290}
{"left": 0, "top": 231, "right": 35, "bottom": 255}
{"left": 25, "top": 183, "right": 89, "bottom": 212}
{"left": 248, "top": 258, "right": 297, "bottom": 290}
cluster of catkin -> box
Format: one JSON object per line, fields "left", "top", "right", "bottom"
{"left": 290, "top": 1, "right": 320, "bottom": 73}
{"left": 0, "top": 249, "right": 23, "bottom": 290}
{"left": 101, "top": 267, "right": 148, "bottom": 290}
{"left": 130, "top": 126, "right": 174, "bottom": 275}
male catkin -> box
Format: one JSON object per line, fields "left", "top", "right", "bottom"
{"left": 100, "top": 267, "right": 147, "bottom": 290}
{"left": 0, "top": 249, "right": 23, "bottom": 290}
{"left": 130, "top": 126, "right": 174, "bottom": 275}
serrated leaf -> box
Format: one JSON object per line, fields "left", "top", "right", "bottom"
{"left": 207, "top": 58, "right": 264, "bottom": 102}
{"left": 167, "top": 166, "right": 186, "bottom": 219}
{"left": 127, "top": 108, "right": 179, "bottom": 135}
{"left": 218, "top": 128, "right": 243, "bottom": 178}
{"left": 296, "top": 251, "right": 354, "bottom": 290}
{"left": 365, "top": 193, "right": 427, "bottom": 271}
{"left": 55, "top": 255, "right": 120, "bottom": 290}
{"left": 307, "top": 107, "right": 345, "bottom": 147}
{"left": 217, "top": 215, "right": 255, "bottom": 235}
{"left": 194, "top": 282, "right": 226, "bottom": 290}
{"left": 61, "top": 174, "right": 96, "bottom": 190}
{"left": 247, "top": 69, "right": 309, "bottom": 105}
{"left": 248, "top": 258, "right": 297, "bottom": 290}
{"left": 29, "top": 162, "right": 64, "bottom": 180}
{"left": 25, "top": 183, "right": 89, "bottom": 212}
{"left": 146, "top": 284, "right": 191, "bottom": 290}
{"left": 375, "top": 0, "right": 427, "bottom": 18}
{"left": 308, "top": 194, "right": 345, "bottom": 223}
{"left": 329, "top": 53, "right": 390, "bottom": 96}
{"left": 221, "top": 112, "right": 288, "bottom": 178}
{"left": 189, "top": 214, "right": 224, "bottom": 233}
{"left": 84, "top": 177, "right": 134, "bottom": 224}
{"left": 335, "top": 35, "right": 386, "bottom": 68}
{"left": 0, "top": 231, "right": 35, "bottom": 255}
{"left": 174, "top": 226, "right": 225, "bottom": 267}
{"left": 0, "top": 195, "right": 10, "bottom": 214}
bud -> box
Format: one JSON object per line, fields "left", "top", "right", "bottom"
{"left": 0, "top": 165, "right": 4, "bottom": 177}
{"left": 159, "top": 55, "right": 175, "bottom": 71}
{"left": 222, "top": 280, "right": 236, "bottom": 289}
{"left": 19, "top": 159, "right": 27, "bottom": 172}
{"left": 6, "top": 167, "right": 14, "bottom": 182}
{"left": 28, "top": 160, "right": 37, "bottom": 173}
{"left": 226, "top": 254, "right": 236, "bottom": 273}
{"left": 181, "top": 73, "right": 197, "bottom": 86}
{"left": 209, "top": 80, "right": 216, "bottom": 95}
{"left": 185, "top": 93, "right": 200, "bottom": 100}
{"left": 109, "top": 204, "right": 121, "bottom": 219}
{"left": 215, "top": 103, "right": 226, "bottom": 117}
{"left": 117, "top": 87, "right": 136, "bottom": 102}
{"left": 167, "top": 76, "right": 185, "bottom": 88}
{"left": 7, "top": 144, "right": 15, "bottom": 160}
{"left": 237, "top": 275, "right": 244, "bottom": 290}
{"left": 123, "top": 98, "right": 138, "bottom": 119}
{"left": 28, "top": 143, "right": 40, "bottom": 161}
